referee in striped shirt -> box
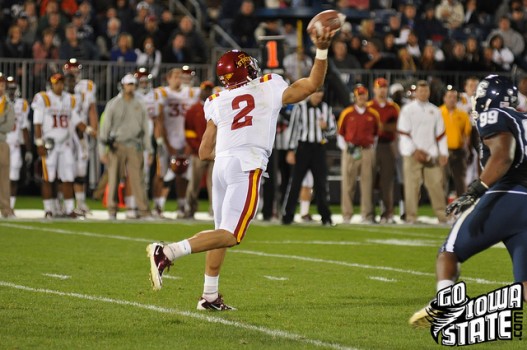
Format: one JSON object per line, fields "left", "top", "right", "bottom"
{"left": 281, "top": 89, "right": 336, "bottom": 225}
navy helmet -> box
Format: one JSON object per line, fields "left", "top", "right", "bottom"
{"left": 472, "top": 75, "right": 518, "bottom": 114}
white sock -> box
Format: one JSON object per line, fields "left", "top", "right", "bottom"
{"left": 43, "top": 199, "right": 53, "bottom": 212}
{"left": 64, "top": 199, "right": 74, "bottom": 214}
{"left": 202, "top": 274, "right": 219, "bottom": 302}
{"left": 10, "top": 196, "right": 16, "bottom": 209}
{"left": 437, "top": 279, "right": 455, "bottom": 293}
{"left": 75, "top": 191, "right": 85, "bottom": 206}
{"left": 300, "top": 200, "right": 310, "bottom": 216}
{"left": 158, "top": 197, "right": 166, "bottom": 210}
{"left": 177, "top": 198, "right": 186, "bottom": 211}
{"left": 163, "top": 239, "right": 192, "bottom": 260}
{"left": 125, "top": 196, "right": 136, "bottom": 209}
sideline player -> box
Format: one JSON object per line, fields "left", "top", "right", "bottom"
{"left": 5, "top": 76, "right": 31, "bottom": 213}
{"left": 146, "top": 27, "right": 336, "bottom": 309}
{"left": 155, "top": 68, "right": 200, "bottom": 217}
{"left": 409, "top": 75, "right": 527, "bottom": 328}
{"left": 134, "top": 67, "right": 162, "bottom": 214}
{"left": 63, "top": 58, "right": 98, "bottom": 214}
{"left": 32, "top": 73, "right": 88, "bottom": 218}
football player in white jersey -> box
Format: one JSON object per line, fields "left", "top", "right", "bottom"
{"left": 32, "top": 73, "right": 88, "bottom": 218}
{"left": 147, "top": 28, "right": 336, "bottom": 309}
{"left": 134, "top": 67, "right": 162, "bottom": 213}
{"left": 155, "top": 68, "right": 200, "bottom": 217}
{"left": 5, "top": 76, "right": 31, "bottom": 213}
{"left": 63, "top": 58, "right": 98, "bottom": 214}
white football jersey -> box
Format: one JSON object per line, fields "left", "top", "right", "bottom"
{"left": 136, "top": 89, "right": 161, "bottom": 136}
{"left": 31, "top": 91, "right": 80, "bottom": 143}
{"left": 6, "top": 98, "right": 30, "bottom": 146}
{"left": 204, "top": 73, "right": 288, "bottom": 171}
{"left": 157, "top": 86, "right": 200, "bottom": 145}
{"left": 74, "top": 79, "right": 96, "bottom": 124}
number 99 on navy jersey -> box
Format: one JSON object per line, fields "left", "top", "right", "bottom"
{"left": 476, "top": 107, "right": 527, "bottom": 177}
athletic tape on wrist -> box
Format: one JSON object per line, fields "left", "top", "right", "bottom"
{"left": 315, "top": 49, "right": 328, "bottom": 60}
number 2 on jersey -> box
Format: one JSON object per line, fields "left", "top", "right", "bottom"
{"left": 231, "top": 94, "right": 254, "bottom": 130}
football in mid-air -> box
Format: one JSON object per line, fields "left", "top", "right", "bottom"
{"left": 307, "top": 10, "right": 346, "bottom": 36}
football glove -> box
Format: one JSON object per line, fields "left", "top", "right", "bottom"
{"left": 446, "top": 179, "right": 488, "bottom": 216}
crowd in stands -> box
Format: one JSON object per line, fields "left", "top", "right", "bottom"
{"left": 1, "top": 0, "right": 527, "bottom": 75}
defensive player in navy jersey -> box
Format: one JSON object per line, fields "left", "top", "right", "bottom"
{"left": 410, "top": 75, "right": 527, "bottom": 327}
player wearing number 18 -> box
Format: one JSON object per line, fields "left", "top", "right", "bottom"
{"left": 31, "top": 73, "right": 88, "bottom": 218}
{"left": 409, "top": 74, "right": 527, "bottom": 328}
{"left": 146, "top": 24, "right": 338, "bottom": 309}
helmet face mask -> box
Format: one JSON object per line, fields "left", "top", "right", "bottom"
{"left": 216, "top": 50, "right": 261, "bottom": 89}
{"left": 472, "top": 75, "right": 518, "bottom": 119}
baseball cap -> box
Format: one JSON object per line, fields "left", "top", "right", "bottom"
{"left": 50, "top": 73, "right": 64, "bottom": 84}
{"left": 136, "top": 1, "right": 150, "bottom": 10}
{"left": 354, "top": 85, "right": 368, "bottom": 95}
{"left": 200, "top": 80, "right": 214, "bottom": 90}
{"left": 121, "top": 73, "right": 137, "bottom": 85}
{"left": 374, "top": 78, "right": 388, "bottom": 88}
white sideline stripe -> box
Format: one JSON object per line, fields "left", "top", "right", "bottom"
{"left": 0, "top": 223, "right": 511, "bottom": 285}
{"left": 43, "top": 273, "right": 71, "bottom": 280}
{"left": 0, "top": 281, "right": 357, "bottom": 350}
{"left": 368, "top": 277, "right": 397, "bottom": 283}
{"left": 263, "top": 275, "right": 289, "bottom": 281}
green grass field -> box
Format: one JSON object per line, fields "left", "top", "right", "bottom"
{"left": 0, "top": 209, "right": 524, "bottom": 349}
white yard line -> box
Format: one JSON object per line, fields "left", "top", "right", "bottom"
{"left": 0, "top": 223, "right": 511, "bottom": 285}
{"left": 232, "top": 250, "right": 510, "bottom": 285}
{"left": 368, "top": 277, "right": 397, "bottom": 283}
{"left": 0, "top": 281, "right": 357, "bottom": 350}
{"left": 255, "top": 240, "right": 362, "bottom": 246}
{"left": 263, "top": 275, "right": 289, "bottom": 281}
{"left": 162, "top": 275, "right": 181, "bottom": 280}
{"left": 42, "top": 273, "right": 71, "bottom": 280}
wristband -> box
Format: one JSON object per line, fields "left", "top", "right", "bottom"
{"left": 35, "top": 138, "right": 44, "bottom": 147}
{"left": 479, "top": 179, "right": 489, "bottom": 189}
{"left": 156, "top": 137, "right": 164, "bottom": 146}
{"left": 315, "top": 49, "right": 328, "bottom": 60}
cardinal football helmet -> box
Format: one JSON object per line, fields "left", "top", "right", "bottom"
{"left": 170, "top": 156, "right": 189, "bottom": 175}
{"left": 472, "top": 75, "right": 518, "bottom": 116}
{"left": 6, "top": 76, "right": 19, "bottom": 99}
{"left": 216, "top": 50, "right": 261, "bottom": 89}
{"left": 134, "top": 67, "right": 153, "bottom": 93}
{"left": 63, "top": 58, "right": 82, "bottom": 82}
{"left": 181, "top": 65, "right": 195, "bottom": 87}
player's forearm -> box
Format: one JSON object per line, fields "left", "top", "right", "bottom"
{"left": 34, "top": 125, "right": 42, "bottom": 139}
{"left": 88, "top": 103, "right": 98, "bottom": 132}
{"left": 23, "top": 128, "right": 31, "bottom": 148}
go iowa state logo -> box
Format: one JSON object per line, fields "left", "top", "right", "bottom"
{"left": 427, "top": 282, "right": 523, "bottom": 346}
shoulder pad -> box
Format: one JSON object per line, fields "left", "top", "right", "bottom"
{"left": 208, "top": 93, "right": 220, "bottom": 101}
{"left": 259, "top": 74, "right": 273, "bottom": 83}
{"left": 39, "top": 92, "right": 51, "bottom": 107}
